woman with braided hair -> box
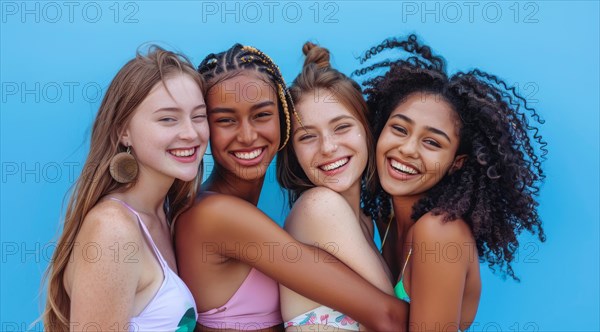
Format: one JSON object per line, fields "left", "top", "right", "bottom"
{"left": 174, "top": 44, "right": 407, "bottom": 331}
{"left": 356, "top": 35, "right": 547, "bottom": 331}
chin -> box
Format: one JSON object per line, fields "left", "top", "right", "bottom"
{"left": 381, "top": 183, "right": 402, "bottom": 196}
{"left": 175, "top": 176, "right": 196, "bottom": 182}
{"left": 235, "top": 169, "right": 268, "bottom": 181}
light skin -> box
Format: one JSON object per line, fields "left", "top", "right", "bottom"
{"left": 292, "top": 90, "right": 368, "bottom": 199}
{"left": 281, "top": 90, "right": 394, "bottom": 331}
{"left": 64, "top": 74, "right": 208, "bottom": 330}
{"left": 175, "top": 74, "right": 408, "bottom": 332}
{"left": 376, "top": 92, "right": 481, "bottom": 331}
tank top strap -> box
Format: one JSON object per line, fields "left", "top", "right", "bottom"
{"left": 107, "top": 197, "right": 168, "bottom": 270}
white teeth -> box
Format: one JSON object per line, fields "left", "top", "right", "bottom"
{"left": 390, "top": 159, "right": 418, "bottom": 175}
{"left": 170, "top": 148, "right": 195, "bottom": 157}
{"left": 233, "top": 148, "right": 262, "bottom": 160}
{"left": 320, "top": 158, "right": 349, "bottom": 171}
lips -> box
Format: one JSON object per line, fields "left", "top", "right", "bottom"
{"left": 389, "top": 158, "right": 419, "bottom": 175}
{"left": 168, "top": 146, "right": 199, "bottom": 163}
{"left": 386, "top": 157, "right": 423, "bottom": 182}
{"left": 232, "top": 148, "right": 263, "bottom": 160}
{"left": 169, "top": 147, "right": 196, "bottom": 157}
{"left": 319, "top": 157, "right": 349, "bottom": 172}
{"left": 315, "top": 156, "right": 352, "bottom": 178}
{"left": 229, "top": 147, "right": 266, "bottom": 167}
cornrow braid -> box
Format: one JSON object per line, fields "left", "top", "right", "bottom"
{"left": 198, "top": 44, "right": 294, "bottom": 150}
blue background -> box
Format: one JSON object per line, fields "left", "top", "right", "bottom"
{"left": 1, "top": 1, "right": 598, "bottom": 330}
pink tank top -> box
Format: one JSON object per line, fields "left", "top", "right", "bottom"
{"left": 109, "top": 198, "right": 197, "bottom": 332}
{"left": 196, "top": 267, "right": 283, "bottom": 330}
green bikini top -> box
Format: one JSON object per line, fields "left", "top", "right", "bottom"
{"left": 394, "top": 247, "right": 412, "bottom": 303}
{"left": 380, "top": 218, "right": 412, "bottom": 303}
{"left": 383, "top": 222, "right": 463, "bottom": 332}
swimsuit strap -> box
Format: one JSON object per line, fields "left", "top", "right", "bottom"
{"left": 379, "top": 213, "right": 394, "bottom": 253}
{"left": 107, "top": 197, "right": 168, "bottom": 270}
{"left": 400, "top": 247, "right": 413, "bottom": 281}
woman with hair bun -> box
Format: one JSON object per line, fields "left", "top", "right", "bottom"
{"left": 276, "top": 42, "right": 394, "bottom": 331}
{"left": 357, "top": 34, "right": 547, "bottom": 331}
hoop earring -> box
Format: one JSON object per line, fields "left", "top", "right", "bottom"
{"left": 109, "top": 145, "right": 138, "bottom": 183}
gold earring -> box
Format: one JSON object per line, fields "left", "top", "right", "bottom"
{"left": 109, "top": 145, "right": 138, "bottom": 183}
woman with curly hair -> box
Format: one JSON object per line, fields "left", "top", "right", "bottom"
{"left": 355, "top": 35, "right": 547, "bottom": 331}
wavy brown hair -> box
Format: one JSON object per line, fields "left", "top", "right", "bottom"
{"left": 355, "top": 35, "right": 547, "bottom": 280}
{"left": 42, "top": 46, "right": 204, "bottom": 331}
{"left": 276, "top": 42, "right": 376, "bottom": 207}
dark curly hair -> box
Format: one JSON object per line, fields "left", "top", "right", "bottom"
{"left": 198, "top": 43, "right": 294, "bottom": 150}
{"left": 355, "top": 35, "right": 547, "bottom": 280}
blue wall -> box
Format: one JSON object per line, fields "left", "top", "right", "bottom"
{"left": 1, "top": 1, "right": 598, "bottom": 330}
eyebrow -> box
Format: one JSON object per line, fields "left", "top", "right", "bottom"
{"left": 391, "top": 113, "right": 452, "bottom": 143}
{"left": 209, "top": 100, "right": 276, "bottom": 114}
{"left": 154, "top": 104, "right": 207, "bottom": 113}
{"left": 293, "top": 114, "right": 354, "bottom": 136}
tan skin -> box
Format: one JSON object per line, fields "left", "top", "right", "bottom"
{"left": 376, "top": 93, "right": 481, "bottom": 331}
{"left": 175, "top": 73, "right": 408, "bottom": 332}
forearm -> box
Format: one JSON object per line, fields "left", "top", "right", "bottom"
{"left": 258, "top": 244, "right": 407, "bottom": 331}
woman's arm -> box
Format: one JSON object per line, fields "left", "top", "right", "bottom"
{"left": 408, "top": 214, "right": 474, "bottom": 332}
{"left": 175, "top": 193, "right": 407, "bottom": 331}
{"left": 285, "top": 187, "right": 393, "bottom": 294}
{"left": 68, "top": 202, "right": 144, "bottom": 332}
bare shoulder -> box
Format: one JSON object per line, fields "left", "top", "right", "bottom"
{"left": 296, "top": 186, "right": 347, "bottom": 205}
{"left": 176, "top": 192, "right": 274, "bottom": 237}
{"left": 410, "top": 212, "right": 476, "bottom": 275}
{"left": 178, "top": 193, "right": 244, "bottom": 227}
{"left": 412, "top": 212, "right": 475, "bottom": 245}
{"left": 286, "top": 187, "right": 357, "bottom": 240}
{"left": 66, "top": 199, "right": 145, "bottom": 288}
{"left": 292, "top": 187, "right": 350, "bottom": 216}
{"left": 77, "top": 199, "right": 143, "bottom": 245}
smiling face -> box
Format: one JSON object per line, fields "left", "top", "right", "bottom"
{"left": 206, "top": 73, "right": 280, "bottom": 182}
{"left": 123, "top": 73, "right": 209, "bottom": 183}
{"left": 292, "top": 89, "right": 369, "bottom": 195}
{"left": 376, "top": 92, "right": 464, "bottom": 198}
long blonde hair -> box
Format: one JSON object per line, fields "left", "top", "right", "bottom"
{"left": 42, "top": 46, "right": 204, "bottom": 331}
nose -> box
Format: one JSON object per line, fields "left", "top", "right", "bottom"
{"left": 237, "top": 120, "right": 258, "bottom": 145}
{"left": 178, "top": 118, "right": 199, "bottom": 141}
{"left": 397, "top": 136, "right": 419, "bottom": 158}
{"left": 320, "top": 134, "right": 338, "bottom": 155}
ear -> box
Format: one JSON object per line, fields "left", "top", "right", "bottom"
{"left": 119, "top": 128, "right": 131, "bottom": 147}
{"left": 449, "top": 154, "right": 467, "bottom": 174}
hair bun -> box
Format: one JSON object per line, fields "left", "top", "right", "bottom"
{"left": 302, "top": 42, "right": 330, "bottom": 69}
